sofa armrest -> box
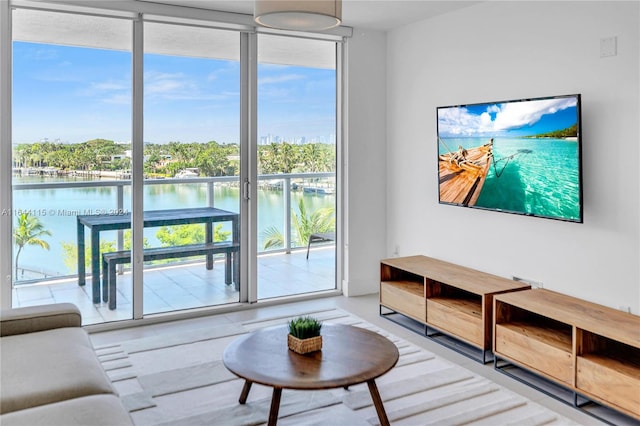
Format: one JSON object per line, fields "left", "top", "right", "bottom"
{"left": 0, "top": 303, "right": 81, "bottom": 337}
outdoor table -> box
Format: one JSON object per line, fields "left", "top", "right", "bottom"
{"left": 77, "top": 207, "right": 240, "bottom": 304}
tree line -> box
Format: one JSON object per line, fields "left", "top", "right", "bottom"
{"left": 13, "top": 139, "right": 336, "bottom": 177}
{"left": 525, "top": 124, "right": 578, "bottom": 139}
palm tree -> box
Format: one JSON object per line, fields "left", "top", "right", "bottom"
{"left": 262, "top": 198, "right": 335, "bottom": 250}
{"left": 14, "top": 212, "right": 52, "bottom": 277}
{"left": 156, "top": 223, "right": 230, "bottom": 246}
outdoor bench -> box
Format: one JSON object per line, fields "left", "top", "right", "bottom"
{"left": 102, "top": 242, "right": 240, "bottom": 310}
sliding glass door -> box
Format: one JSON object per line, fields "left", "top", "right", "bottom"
{"left": 11, "top": 8, "right": 133, "bottom": 323}
{"left": 141, "top": 22, "right": 241, "bottom": 315}
{"left": 256, "top": 35, "right": 337, "bottom": 299}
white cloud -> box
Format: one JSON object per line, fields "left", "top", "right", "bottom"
{"left": 438, "top": 107, "right": 484, "bottom": 136}
{"left": 492, "top": 98, "right": 576, "bottom": 131}
{"left": 92, "top": 81, "right": 128, "bottom": 91}
{"left": 439, "top": 97, "right": 576, "bottom": 136}
{"left": 143, "top": 70, "right": 235, "bottom": 102}
{"left": 258, "top": 74, "right": 305, "bottom": 85}
{"left": 102, "top": 93, "right": 130, "bottom": 105}
{"left": 145, "top": 71, "right": 190, "bottom": 96}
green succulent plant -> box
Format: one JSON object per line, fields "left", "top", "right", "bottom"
{"left": 288, "top": 316, "right": 322, "bottom": 339}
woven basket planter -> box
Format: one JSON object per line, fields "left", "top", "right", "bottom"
{"left": 287, "top": 334, "right": 322, "bottom": 354}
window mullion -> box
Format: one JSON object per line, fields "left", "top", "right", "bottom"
{"left": 131, "top": 15, "right": 144, "bottom": 319}
{"left": 241, "top": 32, "right": 258, "bottom": 303}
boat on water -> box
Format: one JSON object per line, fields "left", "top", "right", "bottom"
{"left": 303, "top": 186, "right": 335, "bottom": 195}
{"left": 174, "top": 168, "right": 199, "bottom": 178}
{"left": 438, "top": 139, "right": 493, "bottom": 206}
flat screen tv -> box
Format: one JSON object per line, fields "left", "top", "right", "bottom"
{"left": 437, "top": 94, "right": 582, "bottom": 223}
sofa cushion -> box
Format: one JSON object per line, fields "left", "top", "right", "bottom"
{"left": 0, "top": 303, "right": 81, "bottom": 337}
{"left": 0, "top": 394, "right": 132, "bottom": 426}
{"left": 0, "top": 327, "right": 115, "bottom": 414}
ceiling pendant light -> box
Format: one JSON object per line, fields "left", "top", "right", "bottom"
{"left": 254, "top": 0, "right": 342, "bottom": 31}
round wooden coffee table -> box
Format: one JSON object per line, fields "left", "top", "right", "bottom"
{"left": 223, "top": 323, "right": 399, "bottom": 426}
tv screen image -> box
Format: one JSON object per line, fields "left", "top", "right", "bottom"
{"left": 437, "top": 94, "right": 582, "bottom": 223}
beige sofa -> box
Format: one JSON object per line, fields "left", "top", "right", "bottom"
{"left": 0, "top": 303, "right": 133, "bottom": 425}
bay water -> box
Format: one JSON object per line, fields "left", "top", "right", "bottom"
{"left": 12, "top": 177, "right": 335, "bottom": 277}
{"left": 439, "top": 137, "right": 581, "bottom": 221}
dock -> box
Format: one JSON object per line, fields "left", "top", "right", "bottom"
{"left": 438, "top": 140, "right": 493, "bottom": 206}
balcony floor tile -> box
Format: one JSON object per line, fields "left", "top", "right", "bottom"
{"left": 12, "top": 247, "right": 335, "bottom": 325}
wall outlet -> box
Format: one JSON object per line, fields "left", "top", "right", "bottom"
{"left": 513, "top": 276, "right": 543, "bottom": 289}
{"left": 393, "top": 245, "right": 399, "bottom": 257}
{"left": 618, "top": 306, "right": 631, "bottom": 313}
{"left": 600, "top": 36, "right": 617, "bottom": 58}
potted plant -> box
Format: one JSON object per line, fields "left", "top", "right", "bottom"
{"left": 287, "top": 316, "right": 323, "bottom": 354}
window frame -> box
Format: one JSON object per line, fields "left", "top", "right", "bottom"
{"left": 0, "top": 0, "right": 346, "bottom": 318}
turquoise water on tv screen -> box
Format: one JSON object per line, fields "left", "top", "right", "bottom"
{"left": 440, "top": 137, "right": 581, "bottom": 221}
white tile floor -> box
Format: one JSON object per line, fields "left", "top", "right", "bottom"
{"left": 12, "top": 245, "right": 335, "bottom": 325}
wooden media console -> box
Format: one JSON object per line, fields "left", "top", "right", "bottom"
{"left": 379, "top": 255, "right": 530, "bottom": 362}
{"left": 494, "top": 288, "right": 640, "bottom": 422}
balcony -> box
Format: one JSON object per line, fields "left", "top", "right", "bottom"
{"left": 11, "top": 173, "right": 336, "bottom": 325}
{"left": 11, "top": 247, "right": 335, "bottom": 325}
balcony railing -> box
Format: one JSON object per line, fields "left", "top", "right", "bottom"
{"left": 12, "top": 172, "right": 335, "bottom": 285}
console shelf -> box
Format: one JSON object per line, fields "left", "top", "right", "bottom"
{"left": 380, "top": 255, "right": 530, "bottom": 363}
{"left": 494, "top": 289, "right": 640, "bottom": 422}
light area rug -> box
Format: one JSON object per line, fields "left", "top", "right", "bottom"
{"left": 95, "top": 308, "right": 578, "bottom": 426}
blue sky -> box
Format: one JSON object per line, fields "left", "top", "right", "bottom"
{"left": 437, "top": 97, "right": 579, "bottom": 138}
{"left": 12, "top": 42, "right": 336, "bottom": 145}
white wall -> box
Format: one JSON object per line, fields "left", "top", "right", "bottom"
{"left": 385, "top": 1, "right": 640, "bottom": 312}
{"left": 343, "top": 29, "right": 388, "bottom": 296}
